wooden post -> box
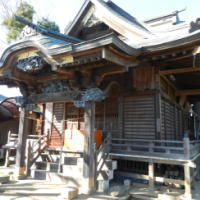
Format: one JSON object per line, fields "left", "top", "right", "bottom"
{"left": 83, "top": 101, "right": 95, "bottom": 194}
{"left": 148, "top": 161, "right": 155, "bottom": 189}
{"left": 184, "top": 164, "right": 192, "bottom": 199}
{"left": 183, "top": 137, "right": 190, "bottom": 159}
{"left": 118, "top": 97, "right": 123, "bottom": 139}
{"left": 15, "top": 106, "right": 28, "bottom": 179}
{"left": 155, "top": 69, "right": 162, "bottom": 140}
{"left": 4, "top": 131, "right": 11, "bottom": 167}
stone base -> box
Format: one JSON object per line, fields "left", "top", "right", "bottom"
{"left": 98, "top": 180, "right": 109, "bottom": 192}
{"left": 13, "top": 167, "right": 26, "bottom": 180}
{"left": 0, "top": 175, "right": 10, "bottom": 184}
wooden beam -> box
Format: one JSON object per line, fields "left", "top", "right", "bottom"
{"left": 164, "top": 54, "right": 191, "bottom": 62}
{"left": 36, "top": 73, "right": 72, "bottom": 83}
{"left": 160, "top": 67, "right": 200, "bottom": 75}
{"left": 160, "top": 75, "right": 177, "bottom": 90}
{"left": 102, "top": 47, "right": 136, "bottom": 67}
{"left": 176, "top": 89, "right": 200, "bottom": 96}
{"left": 27, "top": 91, "right": 82, "bottom": 104}
{"left": 95, "top": 65, "right": 127, "bottom": 85}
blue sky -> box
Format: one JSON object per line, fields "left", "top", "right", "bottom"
{"left": 0, "top": 0, "right": 200, "bottom": 97}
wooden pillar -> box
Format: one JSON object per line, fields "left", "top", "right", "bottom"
{"left": 148, "top": 161, "right": 155, "bottom": 189}
{"left": 15, "top": 106, "right": 28, "bottom": 178}
{"left": 155, "top": 69, "right": 162, "bottom": 140}
{"left": 83, "top": 101, "right": 95, "bottom": 193}
{"left": 183, "top": 137, "right": 190, "bottom": 159}
{"left": 118, "top": 97, "right": 123, "bottom": 139}
{"left": 184, "top": 164, "right": 192, "bottom": 199}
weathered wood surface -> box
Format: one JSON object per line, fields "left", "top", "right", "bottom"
{"left": 83, "top": 101, "right": 95, "bottom": 191}
{"left": 123, "top": 95, "right": 156, "bottom": 140}
{"left": 115, "top": 171, "right": 185, "bottom": 185}
{"left": 27, "top": 91, "right": 82, "bottom": 103}
{"left": 16, "top": 107, "right": 28, "bottom": 175}
{"left": 160, "top": 66, "right": 200, "bottom": 75}
{"left": 50, "top": 102, "right": 64, "bottom": 147}
{"left": 176, "top": 89, "right": 200, "bottom": 96}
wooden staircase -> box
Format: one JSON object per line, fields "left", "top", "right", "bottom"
{"left": 3, "top": 131, "right": 18, "bottom": 167}
{"left": 30, "top": 148, "right": 84, "bottom": 192}
{"left": 96, "top": 135, "right": 117, "bottom": 192}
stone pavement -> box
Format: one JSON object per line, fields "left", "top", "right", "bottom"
{"left": 0, "top": 179, "right": 120, "bottom": 200}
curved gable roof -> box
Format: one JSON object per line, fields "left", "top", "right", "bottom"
{"left": 67, "top": 0, "right": 153, "bottom": 40}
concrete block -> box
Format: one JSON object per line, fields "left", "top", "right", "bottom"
{"left": 98, "top": 180, "right": 109, "bottom": 192}
{"left": 60, "top": 186, "right": 78, "bottom": 200}
{"left": 31, "top": 169, "right": 47, "bottom": 180}
{"left": 62, "top": 165, "right": 82, "bottom": 176}
{"left": 49, "top": 162, "right": 59, "bottom": 172}
{"left": 46, "top": 172, "right": 83, "bottom": 185}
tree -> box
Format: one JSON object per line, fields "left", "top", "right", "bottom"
{"left": 37, "top": 17, "right": 60, "bottom": 33}
{"left": 2, "top": 2, "right": 35, "bottom": 41}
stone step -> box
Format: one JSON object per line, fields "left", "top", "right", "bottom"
{"left": 46, "top": 172, "right": 83, "bottom": 186}
{"left": 60, "top": 186, "right": 78, "bottom": 200}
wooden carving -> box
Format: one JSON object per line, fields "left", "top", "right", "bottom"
{"left": 17, "top": 56, "right": 44, "bottom": 73}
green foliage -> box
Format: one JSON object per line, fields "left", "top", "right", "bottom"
{"left": 2, "top": 2, "right": 35, "bottom": 41}
{"left": 37, "top": 17, "right": 60, "bottom": 33}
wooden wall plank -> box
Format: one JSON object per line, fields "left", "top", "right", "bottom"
{"left": 123, "top": 95, "right": 156, "bottom": 140}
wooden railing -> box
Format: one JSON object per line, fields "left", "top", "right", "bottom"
{"left": 110, "top": 138, "right": 200, "bottom": 160}
{"left": 96, "top": 135, "right": 111, "bottom": 178}
{"left": 189, "top": 140, "right": 200, "bottom": 159}
{"left": 26, "top": 131, "right": 51, "bottom": 174}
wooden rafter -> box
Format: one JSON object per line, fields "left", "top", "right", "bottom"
{"left": 159, "top": 67, "right": 200, "bottom": 75}
{"left": 176, "top": 89, "right": 200, "bottom": 96}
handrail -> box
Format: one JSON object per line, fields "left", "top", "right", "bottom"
{"left": 112, "top": 138, "right": 183, "bottom": 144}
{"left": 26, "top": 131, "right": 51, "bottom": 175}
{"left": 110, "top": 137, "right": 200, "bottom": 160}
{"left": 96, "top": 134, "right": 111, "bottom": 179}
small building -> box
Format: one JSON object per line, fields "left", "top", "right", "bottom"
{"left": 0, "top": 0, "right": 200, "bottom": 198}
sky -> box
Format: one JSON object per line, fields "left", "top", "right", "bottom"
{"left": 0, "top": 0, "right": 200, "bottom": 97}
